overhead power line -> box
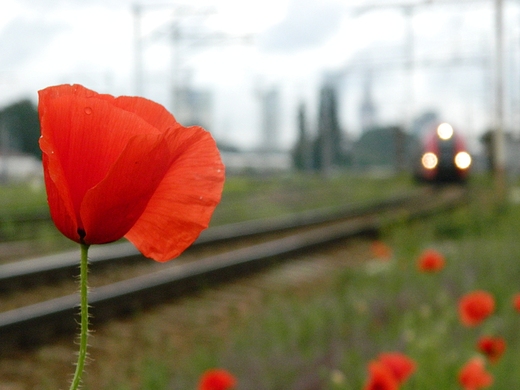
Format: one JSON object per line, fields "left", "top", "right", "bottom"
{"left": 132, "top": 3, "right": 253, "bottom": 112}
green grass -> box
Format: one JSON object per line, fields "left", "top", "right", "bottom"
{"left": 0, "top": 181, "right": 74, "bottom": 250}
{"left": 111, "top": 176, "right": 520, "bottom": 389}
{"left": 0, "top": 172, "right": 413, "bottom": 248}
{"left": 211, "top": 172, "right": 415, "bottom": 225}
{"left": 11, "top": 173, "right": 509, "bottom": 388}
{"left": 0, "top": 181, "right": 48, "bottom": 214}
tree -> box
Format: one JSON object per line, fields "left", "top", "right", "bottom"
{"left": 0, "top": 99, "right": 41, "bottom": 159}
{"left": 292, "top": 102, "right": 312, "bottom": 171}
{"left": 313, "top": 84, "right": 345, "bottom": 172}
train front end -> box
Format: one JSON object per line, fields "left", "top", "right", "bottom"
{"left": 420, "top": 123, "right": 472, "bottom": 182}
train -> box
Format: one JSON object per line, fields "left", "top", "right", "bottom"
{"left": 414, "top": 122, "right": 472, "bottom": 183}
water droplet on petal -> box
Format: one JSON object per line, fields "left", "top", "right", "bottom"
{"left": 84, "top": 107, "right": 92, "bottom": 115}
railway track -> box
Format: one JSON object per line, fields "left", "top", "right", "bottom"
{"left": 0, "top": 186, "right": 466, "bottom": 356}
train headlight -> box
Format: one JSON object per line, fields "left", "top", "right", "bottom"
{"left": 455, "top": 151, "right": 471, "bottom": 170}
{"left": 422, "top": 152, "right": 438, "bottom": 169}
{"left": 437, "top": 123, "right": 454, "bottom": 140}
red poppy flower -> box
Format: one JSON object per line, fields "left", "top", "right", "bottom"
{"left": 512, "top": 293, "right": 520, "bottom": 312}
{"left": 371, "top": 240, "right": 392, "bottom": 260}
{"left": 198, "top": 369, "right": 237, "bottom": 390}
{"left": 363, "top": 361, "right": 399, "bottom": 390}
{"left": 458, "top": 291, "right": 495, "bottom": 327}
{"left": 477, "top": 336, "right": 506, "bottom": 363}
{"left": 378, "top": 352, "right": 416, "bottom": 384}
{"left": 458, "top": 357, "right": 493, "bottom": 389}
{"left": 417, "top": 248, "right": 445, "bottom": 272}
{"left": 38, "top": 84, "right": 225, "bottom": 262}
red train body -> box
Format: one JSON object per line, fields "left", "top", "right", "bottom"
{"left": 414, "top": 122, "right": 472, "bottom": 183}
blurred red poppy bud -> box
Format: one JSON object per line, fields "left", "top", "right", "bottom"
{"left": 512, "top": 293, "right": 520, "bottom": 312}
{"left": 458, "top": 357, "right": 493, "bottom": 389}
{"left": 417, "top": 248, "right": 445, "bottom": 273}
{"left": 363, "top": 360, "right": 398, "bottom": 390}
{"left": 458, "top": 290, "right": 495, "bottom": 327}
{"left": 198, "top": 368, "right": 237, "bottom": 390}
{"left": 371, "top": 240, "right": 392, "bottom": 260}
{"left": 378, "top": 352, "right": 416, "bottom": 384}
{"left": 477, "top": 336, "right": 506, "bottom": 364}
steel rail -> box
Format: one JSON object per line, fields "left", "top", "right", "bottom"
{"left": 0, "top": 186, "right": 465, "bottom": 355}
{"left": 0, "top": 190, "right": 426, "bottom": 293}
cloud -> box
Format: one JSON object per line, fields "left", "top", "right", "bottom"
{"left": 17, "top": 0, "right": 132, "bottom": 11}
{"left": 0, "top": 16, "right": 68, "bottom": 68}
{"left": 259, "top": 0, "right": 345, "bottom": 52}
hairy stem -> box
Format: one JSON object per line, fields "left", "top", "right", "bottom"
{"left": 69, "top": 243, "right": 90, "bottom": 390}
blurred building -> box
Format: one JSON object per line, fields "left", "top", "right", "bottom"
{"left": 220, "top": 150, "right": 291, "bottom": 174}
{"left": 359, "top": 71, "right": 377, "bottom": 133}
{"left": 0, "top": 153, "right": 42, "bottom": 183}
{"left": 173, "top": 87, "right": 213, "bottom": 130}
{"left": 314, "top": 84, "right": 348, "bottom": 172}
{"left": 258, "top": 87, "right": 281, "bottom": 152}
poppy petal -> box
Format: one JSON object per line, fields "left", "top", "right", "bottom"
{"left": 81, "top": 132, "right": 173, "bottom": 244}
{"left": 459, "top": 357, "right": 493, "bottom": 389}
{"left": 125, "top": 125, "right": 225, "bottom": 261}
{"left": 459, "top": 291, "right": 495, "bottom": 327}
{"left": 113, "top": 95, "right": 183, "bottom": 133}
{"left": 477, "top": 336, "right": 506, "bottom": 363}
{"left": 39, "top": 84, "right": 225, "bottom": 259}
{"left": 364, "top": 361, "right": 399, "bottom": 390}
{"left": 378, "top": 352, "right": 416, "bottom": 384}
{"left": 40, "top": 151, "right": 79, "bottom": 241}
{"left": 198, "top": 368, "right": 237, "bottom": 390}
{"left": 39, "top": 84, "right": 163, "bottom": 241}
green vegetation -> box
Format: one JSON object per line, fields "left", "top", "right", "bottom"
{"left": 0, "top": 181, "right": 48, "bottom": 215}
{"left": 0, "top": 99, "right": 41, "bottom": 159}
{"left": 105, "top": 175, "right": 520, "bottom": 389}
{"left": 0, "top": 172, "right": 412, "bottom": 251}
{"left": 212, "top": 172, "right": 414, "bottom": 225}
{"left": 0, "top": 181, "right": 63, "bottom": 247}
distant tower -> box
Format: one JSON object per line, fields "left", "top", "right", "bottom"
{"left": 258, "top": 87, "right": 280, "bottom": 151}
{"left": 316, "top": 83, "right": 343, "bottom": 174}
{"left": 360, "top": 70, "right": 377, "bottom": 132}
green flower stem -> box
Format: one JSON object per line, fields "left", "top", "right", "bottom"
{"left": 70, "top": 242, "right": 90, "bottom": 390}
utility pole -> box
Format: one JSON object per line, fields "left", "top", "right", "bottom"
{"left": 133, "top": 4, "right": 143, "bottom": 96}
{"left": 404, "top": 5, "right": 415, "bottom": 133}
{"left": 133, "top": 3, "right": 252, "bottom": 113}
{"left": 350, "top": 1, "right": 429, "bottom": 132}
{"left": 494, "top": 0, "right": 506, "bottom": 199}
{"left": 344, "top": 0, "right": 499, "bottom": 168}
{"left": 0, "top": 116, "right": 8, "bottom": 184}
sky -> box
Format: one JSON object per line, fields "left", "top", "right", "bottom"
{"left": 1, "top": 0, "right": 519, "bottom": 152}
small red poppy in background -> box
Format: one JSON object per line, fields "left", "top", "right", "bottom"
{"left": 417, "top": 248, "right": 445, "bottom": 273}
{"left": 458, "top": 290, "right": 495, "bottom": 327}
{"left": 38, "top": 84, "right": 225, "bottom": 262}
{"left": 458, "top": 357, "right": 493, "bottom": 389}
{"left": 512, "top": 293, "right": 520, "bottom": 312}
{"left": 371, "top": 240, "right": 392, "bottom": 260}
{"left": 378, "top": 352, "right": 417, "bottom": 384}
{"left": 363, "top": 361, "right": 398, "bottom": 390}
{"left": 198, "top": 369, "right": 237, "bottom": 390}
{"left": 477, "top": 336, "right": 506, "bottom": 364}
